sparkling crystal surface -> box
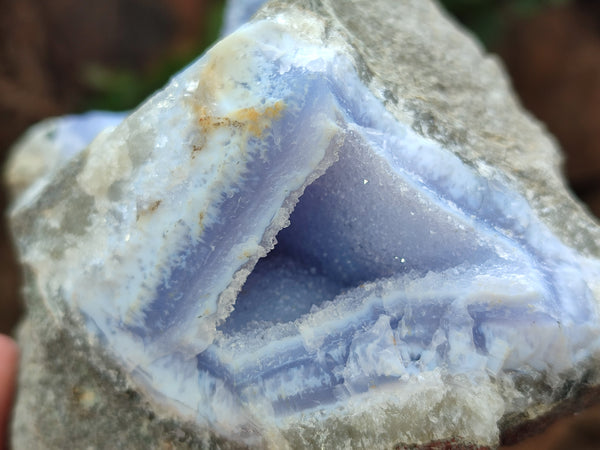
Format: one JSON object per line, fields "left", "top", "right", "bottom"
{"left": 8, "top": 1, "right": 600, "bottom": 448}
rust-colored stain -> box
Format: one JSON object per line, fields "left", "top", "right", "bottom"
{"left": 230, "top": 101, "right": 285, "bottom": 137}
{"left": 136, "top": 199, "right": 162, "bottom": 221}
{"left": 194, "top": 100, "right": 285, "bottom": 141}
{"left": 149, "top": 200, "right": 162, "bottom": 212}
{"left": 198, "top": 211, "right": 205, "bottom": 232}
{"left": 191, "top": 144, "right": 203, "bottom": 159}
{"left": 71, "top": 386, "right": 84, "bottom": 402}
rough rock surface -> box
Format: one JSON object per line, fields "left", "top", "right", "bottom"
{"left": 6, "top": 0, "right": 600, "bottom": 449}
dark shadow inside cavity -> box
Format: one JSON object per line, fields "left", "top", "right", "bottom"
{"left": 219, "top": 133, "right": 500, "bottom": 335}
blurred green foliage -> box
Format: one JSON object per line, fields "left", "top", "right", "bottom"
{"left": 82, "top": 0, "right": 571, "bottom": 111}
{"left": 440, "top": 0, "right": 571, "bottom": 46}
{"left": 81, "top": 0, "right": 225, "bottom": 111}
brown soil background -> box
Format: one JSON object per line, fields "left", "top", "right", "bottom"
{"left": 1, "top": 1, "right": 600, "bottom": 449}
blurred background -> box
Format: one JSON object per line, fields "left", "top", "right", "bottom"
{"left": 0, "top": 0, "right": 599, "bottom": 448}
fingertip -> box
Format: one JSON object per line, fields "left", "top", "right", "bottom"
{"left": 0, "top": 334, "right": 18, "bottom": 450}
{"left": 0, "top": 335, "right": 18, "bottom": 365}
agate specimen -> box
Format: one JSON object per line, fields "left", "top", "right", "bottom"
{"left": 7, "top": 0, "right": 600, "bottom": 448}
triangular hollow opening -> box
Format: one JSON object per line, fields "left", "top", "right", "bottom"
{"left": 219, "top": 136, "right": 501, "bottom": 335}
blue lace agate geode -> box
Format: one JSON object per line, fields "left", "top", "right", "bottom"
{"left": 8, "top": 0, "right": 600, "bottom": 448}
